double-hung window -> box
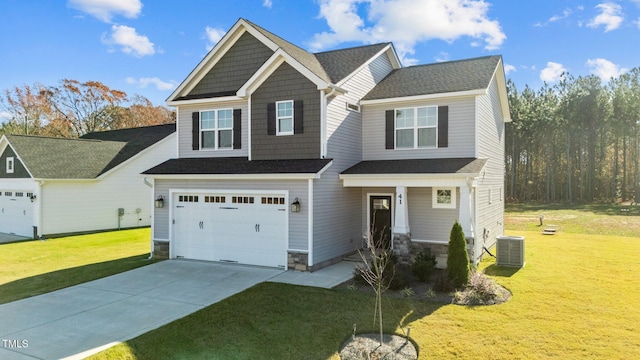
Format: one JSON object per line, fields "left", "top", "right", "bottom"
{"left": 201, "top": 109, "right": 233, "bottom": 150}
{"left": 276, "top": 100, "right": 294, "bottom": 136}
{"left": 395, "top": 106, "right": 437, "bottom": 149}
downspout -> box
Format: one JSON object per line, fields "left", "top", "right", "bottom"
{"left": 321, "top": 85, "right": 339, "bottom": 158}
{"left": 144, "top": 177, "right": 154, "bottom": 260}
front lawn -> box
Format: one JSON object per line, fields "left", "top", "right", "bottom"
{"left": 90, "top": 212, "right": 640, "bottom": 359}
{"left": 0, "top": 228, "right": 154, "bottom": 304}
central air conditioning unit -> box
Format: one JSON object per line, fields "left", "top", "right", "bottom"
{"left": 496, "top": 235, "right": 525, "bottom": 267}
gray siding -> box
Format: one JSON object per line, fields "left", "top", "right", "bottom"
{"left": 251, "top": 63, "right": 321, "bottom": 160}
{"left": 407, "top": 187, "right": 460, "bottom": 242}
{"left": 0, "top": 146, "right": 30, "bottom": 178}
{"left": 362, "top": 97, "right": 476, "bottom": 160}
{"left": 475, "top": 77, "right": 506, "bottom": 256}
{"left": 153, "top": 179, "right": 308, "bottom": 251}
{"left": 312, "top": 53, "right": 394, "bottom": 265}
{"left": 177, "top": 101, "right": 248, "bottom": 158}
{"left": 188, "top": 32, "right": 273, "bottom": 97}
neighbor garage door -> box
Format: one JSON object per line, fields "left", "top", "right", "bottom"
{"left": 172, "top": 192, "right": 287, "bottom": 268}
{"left": 0, "top": 190, "right": 34, "bottom": 237}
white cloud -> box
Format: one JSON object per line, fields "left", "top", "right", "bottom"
{"left": 434, "top": 52, "right": 449, "bottom": 62}
{"left": 68, "top": 0, "right": 142, "bottom": 23}
{"left": 540, "top": 62, "right": 567, "bottom": 82}
{"left": 0, "top": 110, "right": 12, "bottom": 123}
{"left": 587, "top": 2, "right": 624, "bottom": 32}
{"left": 103, "top": 25, "right": 155, "bottom": 57}
{"left": 126, "top": 77, "right": 176, "bottom": 91}
{"left": 263, "top": 0, "right": 273, "bottom": 8}
{"left": 549, "top": 8, "right": 572, "bottom": 23}
{"left": 504, "top": 63, "right": 516, "bottom": 75}
{"left": 586, "top": 58, "right": 628, "bottom": 81}
{"left": 205, "top": 26, "right": 226, "bottom": 51}
{"left": 308, "top": 0, "right": 506, "bottom": 65}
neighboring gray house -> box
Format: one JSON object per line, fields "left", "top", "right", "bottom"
{"left": 0, "top": 124, "right": 176, "bottom": 238}
{"left": 143, "top": 18, "right": 510, "bottom": 270}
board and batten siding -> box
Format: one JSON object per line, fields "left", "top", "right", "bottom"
{"left": 251, "top": 62, "right": 321, "bottom": 160}
{"left": 312, "top": 52, "right": 395, "bottom": 266}
{"left": 474, "top": 76, "right": 506, "bottom": 256}
{"left": 362, "top": 97, "right": 476, "bottom": 160}
{"left": 153, "top": 179, "right": 309, "bottom": 251}
{"left": 177, "top": 101, "right": 249, "bottom": 158}
{"left": 40, "top": 134, "right": 176, "bottom": 236}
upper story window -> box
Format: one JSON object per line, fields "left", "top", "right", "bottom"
{"left": 276, "top": 100, "right": 294, "bottom": 136}
{"left": 6, "top": 157, "right": 14, "bottom": 174}
{"left": 395, "top": 106, "right": 437, "bottom": 149}
{"left": 201, "top": 109, "right": 233, "bottom": 150}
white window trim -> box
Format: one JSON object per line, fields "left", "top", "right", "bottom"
{"left": 276, "top": 100, "right": 294, "bottom": 136}
{"left": 395, "top": 106, "right": 438, "bottom": 150}
{"left": 6, "top": 157, "right": 14, "bottom": 174}
{"left": 200, "top": 108, "right": 234, "bottom": 150}
{"left": 432, "top": 187, "right": 456, "bottom": 209}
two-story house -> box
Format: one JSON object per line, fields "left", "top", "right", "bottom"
{"left": 143, "top": 18, "right": 510, "bottom": 271}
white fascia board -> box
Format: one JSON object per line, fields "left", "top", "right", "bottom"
{"left": 97, "top": 133, "right": 177, "bottom": 180}
{"left": 166, "top": 96, "right": 244, "bottom": 107}
{"left": 315, "top": 160, "right": 333, "bottom": 178}
{"left": 359, "top": 89, "right": 485, "bottom": 106}
{"left": 237, "top": 49, "right": 330, "bottom": 97}
{"left": 493, "top": 57, "right": 512, "bottom": 122}
{"left": 339, "top": 173, "right": 478, "bottom": 187}
{"left": 32, "top": 178, "right": 98, "bottom": 183}
{"left": 335, "top": 44, "right": 395, "bottom": 88}
{"left": 143, "top": 173, "right": 323, "bottom": 181}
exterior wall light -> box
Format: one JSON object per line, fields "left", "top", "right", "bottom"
{"left": 30, "top": 195, "right": 37, "bottom": 203}
{"left": 291, "top": 197, "right": 301, "bottom": 213}
{"left": 155, "top": 195, "right": 165, "bottom": 208}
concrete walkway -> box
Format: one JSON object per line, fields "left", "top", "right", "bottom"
{"left": 0, "top": 260, "right": 355, "bottom": 360}
{"left": 0, "top": 233, "right": 31, "bottom": 244}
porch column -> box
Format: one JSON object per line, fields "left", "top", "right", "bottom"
{"left": 458, "top": 183, "right": 474, "bottom": 238}
{"left": 393, "top": 186, "right": 410, "bottom": 234}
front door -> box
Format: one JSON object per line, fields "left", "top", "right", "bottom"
{"left": 369, "top": 195, "right": 392, "bottom": 249}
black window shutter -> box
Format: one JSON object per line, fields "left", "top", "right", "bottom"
{"left": 267, "top": 102, "right": 276, "bottom": 135}
{"left": 438, "top": 106, "right": 449, "bottom": 148}
{"left": 192, "top": 112, "right": 200, "bottom": 150}
{"left": 294, "top": 100, "right": 303, "bottom": 134}
{"left": 233, "top": 109, "right": 241, "bottom": 149}
{"left": 385, "top": 110, "right": 394, "bottom": 149}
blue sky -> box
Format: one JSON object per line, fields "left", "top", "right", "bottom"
{"left": 1, "top": 0, "right": 639, "bottom": 114}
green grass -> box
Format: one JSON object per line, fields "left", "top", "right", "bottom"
{"left": 89, "top": 208, "right": 640, "bottom": 360}
{"left": 0, "top": 228, "right": 154, "bottom": 304}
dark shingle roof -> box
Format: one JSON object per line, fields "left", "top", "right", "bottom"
{"left": 341, "top": 158, "right": 486, "bottom": 175}
{"left": 143, "top": 157, "right": 332, "bottom": 175}
{"left": 362, "top": 56, "right": 501, "bottom": 101}
{"left": 244, "top": 19, "right": 332, "bottom": 83}
{"left": 80, "top": 123, "right": 176, "bottom": 175}
{"left": 6, "top": 124, "right": 175, "bottom": 179}
{"left": 314, "top": 43, "right": 391, "bottom": 83}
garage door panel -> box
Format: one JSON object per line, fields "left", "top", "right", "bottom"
{"left": 0, "top": 191, "right": 34, "bottom": 237}
{"left": 172, "top": 192, "right": 287, "bottom": 268}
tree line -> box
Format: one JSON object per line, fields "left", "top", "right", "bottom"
{"left": 0, "top": 79, "right": 175, "bottom": 138}
{"left": 507, "top": 69, "right": 640, "bottom": 204}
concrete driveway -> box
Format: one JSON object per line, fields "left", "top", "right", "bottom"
{"left": 0, "top": 261, "right": 284, "bottom": 360}
{"left": 0, "top": 259, "right": 355, "bottom": 360}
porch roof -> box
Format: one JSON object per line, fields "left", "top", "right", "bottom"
{"left": 339, "top": 158, "right": 486, "bottom": 187}
{"left": 341, "top": 158, "right": 486, "bottom": 175}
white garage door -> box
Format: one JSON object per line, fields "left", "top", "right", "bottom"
{"left": 0, "top": 190, "right": 34, "bottom": 237}
{"left": 172, "top": 192, "right": 287, "bottom": 268}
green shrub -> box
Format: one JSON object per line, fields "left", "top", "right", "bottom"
{"left": 447, "top": 221, "right": 470, "bottom": 288}
{"left": 411, "top": 248, "right": 437, "bottom": 282}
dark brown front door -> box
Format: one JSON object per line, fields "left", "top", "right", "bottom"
{"left": 369, "top": 196, "right": 392, "bottom": 249}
